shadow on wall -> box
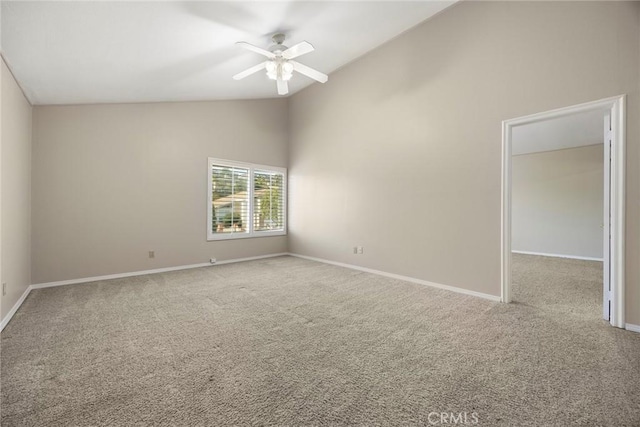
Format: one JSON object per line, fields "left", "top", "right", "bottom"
{"left": 370, "top": 4, "right": 473, "bottom": 102}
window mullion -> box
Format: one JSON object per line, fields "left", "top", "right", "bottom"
{"left": 231, "top": 169, "right": 235, "bottom": 234}
{"left": 269, "top": 174, "right": 274, "bottom": 225}
{"left": 249, "top": 167, "right": 254, "bottom": 236}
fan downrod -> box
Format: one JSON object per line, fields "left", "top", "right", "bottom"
{"left": 272, "top": 33, "right": 286, "bottom": 45}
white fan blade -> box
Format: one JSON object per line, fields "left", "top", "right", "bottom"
{"left": 233, "top": 62, "right": 268, "bottom": 80}
{"left": 276, "top": 77, "right": 288, "bottom": 96}
{"left": 291, "top": 61, "right": 328, "bottom": 83}
{"left": 236, "top": 41, "right": 275, "bottom": 59}
{"left": 282, "top": 41, "right": 314, "bottom": 60}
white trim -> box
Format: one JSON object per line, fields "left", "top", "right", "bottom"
{"left": 603, "top": 114, "right": 611, "bottom": 321}
{"left": 625, "top": 323, "right": 640, "bottom": 334}
{"left": 501, "top": 95, "right": 626, "bottom": 328}
{"left": 211, "top": 253, "right": 288, "bottom": 265}
{"left": 32, "top": 263, "right": 210, "bottom": 289}
{"left": 31, "top": 253, "right": 289, "bottom": 290}
{"left": 289, "top": 253, "right": 500, "bottom": 302}
{"left": 1, "top": 286, "right": 32, "bottom": 331}
{"left": 512, "top": 250, "right": 603, "bottom": 262}
{"left": 609, "top": 96, "right": 626, "bottom": 329}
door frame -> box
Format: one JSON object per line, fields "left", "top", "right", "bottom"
{"left": 500, "top": 95, "right": 626, "bottom": 328}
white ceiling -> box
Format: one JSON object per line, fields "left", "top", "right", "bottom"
{"left": 512, "top": 109, "right": 608, "bottom": 156}
{"left": 1, "top": 1, "right": 455, "bottom": 105}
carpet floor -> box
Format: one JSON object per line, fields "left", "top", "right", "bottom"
{"left": 1, "top": 255, "right": 639, "bottom": 426}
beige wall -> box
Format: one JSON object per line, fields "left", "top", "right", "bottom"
{"left": 512, "top": 145, "right": 604, "bottom": 259}
{"left": 1, "top": 58, "right": 32, "bottom": 318}
{"left": 32, "top": 100, "right": 288, "bottom": 284}
{"left": 288, "top": 1, "right": 640, "bottom": 323}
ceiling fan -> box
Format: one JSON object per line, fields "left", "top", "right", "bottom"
{"left": 233, "top": 33, "right": 328, "bottom": 96}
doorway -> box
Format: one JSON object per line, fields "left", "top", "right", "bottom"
{"left": 501, "top": 95, "right": 626, "bottom": 328}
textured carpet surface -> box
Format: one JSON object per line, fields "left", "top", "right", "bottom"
{"left": 1, "top": 255, "right": 639, "bottom": 426}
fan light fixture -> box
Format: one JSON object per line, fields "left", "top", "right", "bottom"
{"left": 266, "top": 60, "right": 294, "bottom": 81}
{"left": 233, "top": 33, "right": 328, "bottom": 96}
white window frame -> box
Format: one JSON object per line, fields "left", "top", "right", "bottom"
{"left": 207, "top": 158, "right": 287, "bottom": 241}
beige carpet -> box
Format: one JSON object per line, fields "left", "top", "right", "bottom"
{"left": 1, "top": 255, "right": 639, "bottom": 426}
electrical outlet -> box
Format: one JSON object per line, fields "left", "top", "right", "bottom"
{"left": 2, "top": 283, "right": 6, "bottom": 296}
{"left": 357, "top": 246, "right": 364, "bottom": 254}
{"left": 210, "top": 258, "right": 217, "bottom": 264}
{"left": 149, "top": 251, "right": 155, "bottom": 259}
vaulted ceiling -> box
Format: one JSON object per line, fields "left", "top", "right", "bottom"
{"left": 1, "top": 1, "right": 455, "bottom": 105}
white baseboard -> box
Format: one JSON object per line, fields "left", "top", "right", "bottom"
{"left": 1, "top": 286, "right": 32, "bottom": 331}
{"left": 512, "top": 250, "right": 603, "bottom": 262}
{"left": 288, "top": 253, "right": 501, "bottom": 302}
{"left": 31, "top": 263, "right": 210, "bottom": 289}
{"left": 31, "top": 253, "right": 289, "bottom": 290}
{"left": 213, "top": 253, "right": 289, "bottom": 266}
{"left": 0, "top": 253, "right": 289, "bottom": 331}
{"left": 625, "top": 323, "right": 640, "bottom": 333}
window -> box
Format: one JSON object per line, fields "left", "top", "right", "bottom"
{"left": 207, "top": 158, "right": 286, "bottom": 240}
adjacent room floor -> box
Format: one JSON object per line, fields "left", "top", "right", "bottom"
{"left": 2, "top": 255, "right": 639, "bottom": 426}
{"left": 512, "top": 253, "right": 603, "bottom": 323}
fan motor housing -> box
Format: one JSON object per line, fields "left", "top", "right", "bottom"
{"left": 269, "top": 44, "right": 288, "bottom": 54}
{"left": 269, "top": 33, "right": 288, "bottom": 54}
